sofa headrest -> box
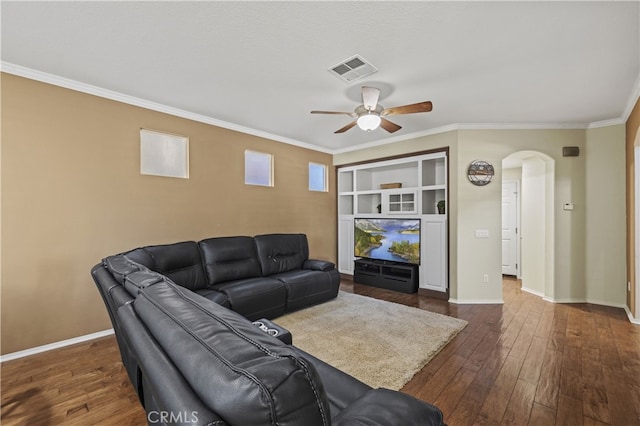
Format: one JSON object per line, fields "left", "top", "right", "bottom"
{"left": 253, "top": 234, "right": 309, "bottom": 276}
{"left": 125, "top": 241, "right": 208, "bottom": 291}
{"left": 134, "top": 281, "right": 330, "bottom": 426}
{"left": 124, "top": 270, "right": 166, "bottom": 297}
{"left": 199, "top": 236, "right": 262, "bottom": 285}
{"left": 103, "top": 255, "right": 142, "bottom": 285}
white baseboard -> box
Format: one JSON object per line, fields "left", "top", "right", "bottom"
{"left": 449, "top": 298, "right": 504, "bottom": 305}
{"left": 1, "top": 329, "right": 114, "bottom": 363}
{"left": 544, "top": 296, "right": 628, "bottom": 309}
{"left": 541, "top": 297, "right": 640, "bottom": 325}
{"left": 3, "top": 296, "right": 635, "bottom": 363}
{"left": 521, "top": 286, "right": 545, "bottom": 298}
{"left": 585, "top": 298, "right": 628, "bottom": 309}
{"left": 544, "top": 297, "right": 587, "bottom": 304}
{"left": 624, "top": 305, "right": 640, "bottom": 325}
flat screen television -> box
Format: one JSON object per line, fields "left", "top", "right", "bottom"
{"left": 354, "top": 218, "right": 421, "bottom": 265}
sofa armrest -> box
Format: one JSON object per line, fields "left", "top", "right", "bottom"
{"left": 332, "top": 388, "right": 445, "bottom": 426}
{"left": 303, "top": 259, "right": 335, "bottom": 272}
{"left": 290, "top": 347, "right": 371, "bottom": 414}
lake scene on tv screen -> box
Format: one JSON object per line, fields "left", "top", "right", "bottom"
{"left": 354, "top": 218, "right": 420, "bottom": 264}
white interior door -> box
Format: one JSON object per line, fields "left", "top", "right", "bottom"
{"left": 502, "top": 181, "right": 519, "bottom": 276}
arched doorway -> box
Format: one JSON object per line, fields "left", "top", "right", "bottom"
{"left": 502, "top": 151, "right": 555, "bottom": 300}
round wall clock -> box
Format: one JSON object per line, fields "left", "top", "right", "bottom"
{"left": 467, "top": 160, "right": 494, "bottom": 186}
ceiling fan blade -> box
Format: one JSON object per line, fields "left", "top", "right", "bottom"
{"left": 380, "top": 118, "right": 402, "bottom": 133}
{"left": 310, "top": 110, "right": 354, "bottom": 116}
{"left": 382, "top": 101, "right": 433, "bottom": 116}
{"left": 334, "top": 121, "right": 358, "bottom": 134}
{"left": 361, "top": 86, "right": 380, "bottom": 111}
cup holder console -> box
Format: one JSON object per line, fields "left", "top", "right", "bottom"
{"left": 252, "top": 321, "right": 279, "bottom": 336}
{"left": 251, "top": 318, "right": 292, "bottom": 345}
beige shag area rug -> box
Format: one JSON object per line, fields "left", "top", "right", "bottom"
{"left": 275, "top": 291, "right": 467, "bottom": 390}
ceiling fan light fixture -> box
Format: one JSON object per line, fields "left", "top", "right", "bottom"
{"left": 357, "top": 112, "right": 381, "bottom": 131}
{"left": 311, "top": 86, "right": 431, "bottom": 134}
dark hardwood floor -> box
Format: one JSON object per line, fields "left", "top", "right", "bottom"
{"left": 2, "top": 277, "right": 639, "bottom": 425}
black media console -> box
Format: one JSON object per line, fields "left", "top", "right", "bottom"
{"left": 353, "top": 258, "right": 418, "bottom": 294}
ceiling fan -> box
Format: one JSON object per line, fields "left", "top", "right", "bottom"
{"left": 311, "top": 86, "right": 432, "bottom": 134}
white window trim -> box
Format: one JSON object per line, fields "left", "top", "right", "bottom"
{"left": 309, "top": 162, "right": 328, "bottom": 192}
{"left": 244, "top": 150, "right": 274, "bottom": 187}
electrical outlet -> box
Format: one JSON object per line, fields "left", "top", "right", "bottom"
{"left": 483, "top": 274, "right": 489, "bottom": 283}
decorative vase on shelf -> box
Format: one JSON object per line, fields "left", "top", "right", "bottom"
{"left": 437, "top": 200, "right": 445, "bottom": 214}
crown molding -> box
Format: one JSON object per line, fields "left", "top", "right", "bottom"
{"left": 587, "top": 117, "right": 626, "bottom": 129}
{"left": 333, "top": 122, "right": 592, "bottom": 155}
{"left": 0, "top": 62, "right": 334, "bottom": 154}
{"left": 3, "top": 62, "right": 636, "bottom": 156}
{"left": 331, "top": 124, "right": 462, "bottom": 155}
{"left": 621, "top": 72, "right": 640, "bottom": 122}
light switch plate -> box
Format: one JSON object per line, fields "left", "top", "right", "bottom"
{"left": 475, "top": 229, "right": 489, "bottom": 239}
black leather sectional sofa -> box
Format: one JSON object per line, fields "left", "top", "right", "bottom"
{"left": 122, "top": 234, "right": 340, "bottom": 320}
{"left": 91, "top": 233, "right": 446, "bottom": 425}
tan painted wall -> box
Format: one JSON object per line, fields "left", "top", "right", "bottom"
{"left": 1, "top": 73, "right": 337, "bottom": 354}
{"left": 627, "top": 98, "right": 640, "bottom": 317}
{"left": 585, "top": 125, "right": 626, "bottom": 307}
{"left": 456, "top": 129, "right": 587, "bottom": 303}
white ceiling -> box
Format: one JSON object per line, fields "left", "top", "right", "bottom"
{"left": 2, "top": 1, "right": 639, "bottom": 153}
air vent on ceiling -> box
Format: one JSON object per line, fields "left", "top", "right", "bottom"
{"left": 328, "top": 55, "right": 378, "bottom": 83}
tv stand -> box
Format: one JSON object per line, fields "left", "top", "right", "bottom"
{"left": 353, "top": 259, "right": 418, "bottom": 294}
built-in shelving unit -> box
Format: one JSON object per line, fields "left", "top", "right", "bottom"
{"left": 337, "top": 150, "right": 448, "bottom": 295}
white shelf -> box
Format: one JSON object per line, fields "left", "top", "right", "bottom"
{"left": 337, "top": 151, "right": 448, "bottom": 293}
{"left": 422, "top": 184, "right": 446, "bottom": 191}
{"left": 355, "top": 161, "right": 419, "bottom": 192}
{"left": 356, "top": 193, "right": 382, "bottom": 214}
{"left": 339, "top": 194, "right": 354, "bottom": 215}
{"left": 338, "top": 170, "right": 354, "bottom": 192}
